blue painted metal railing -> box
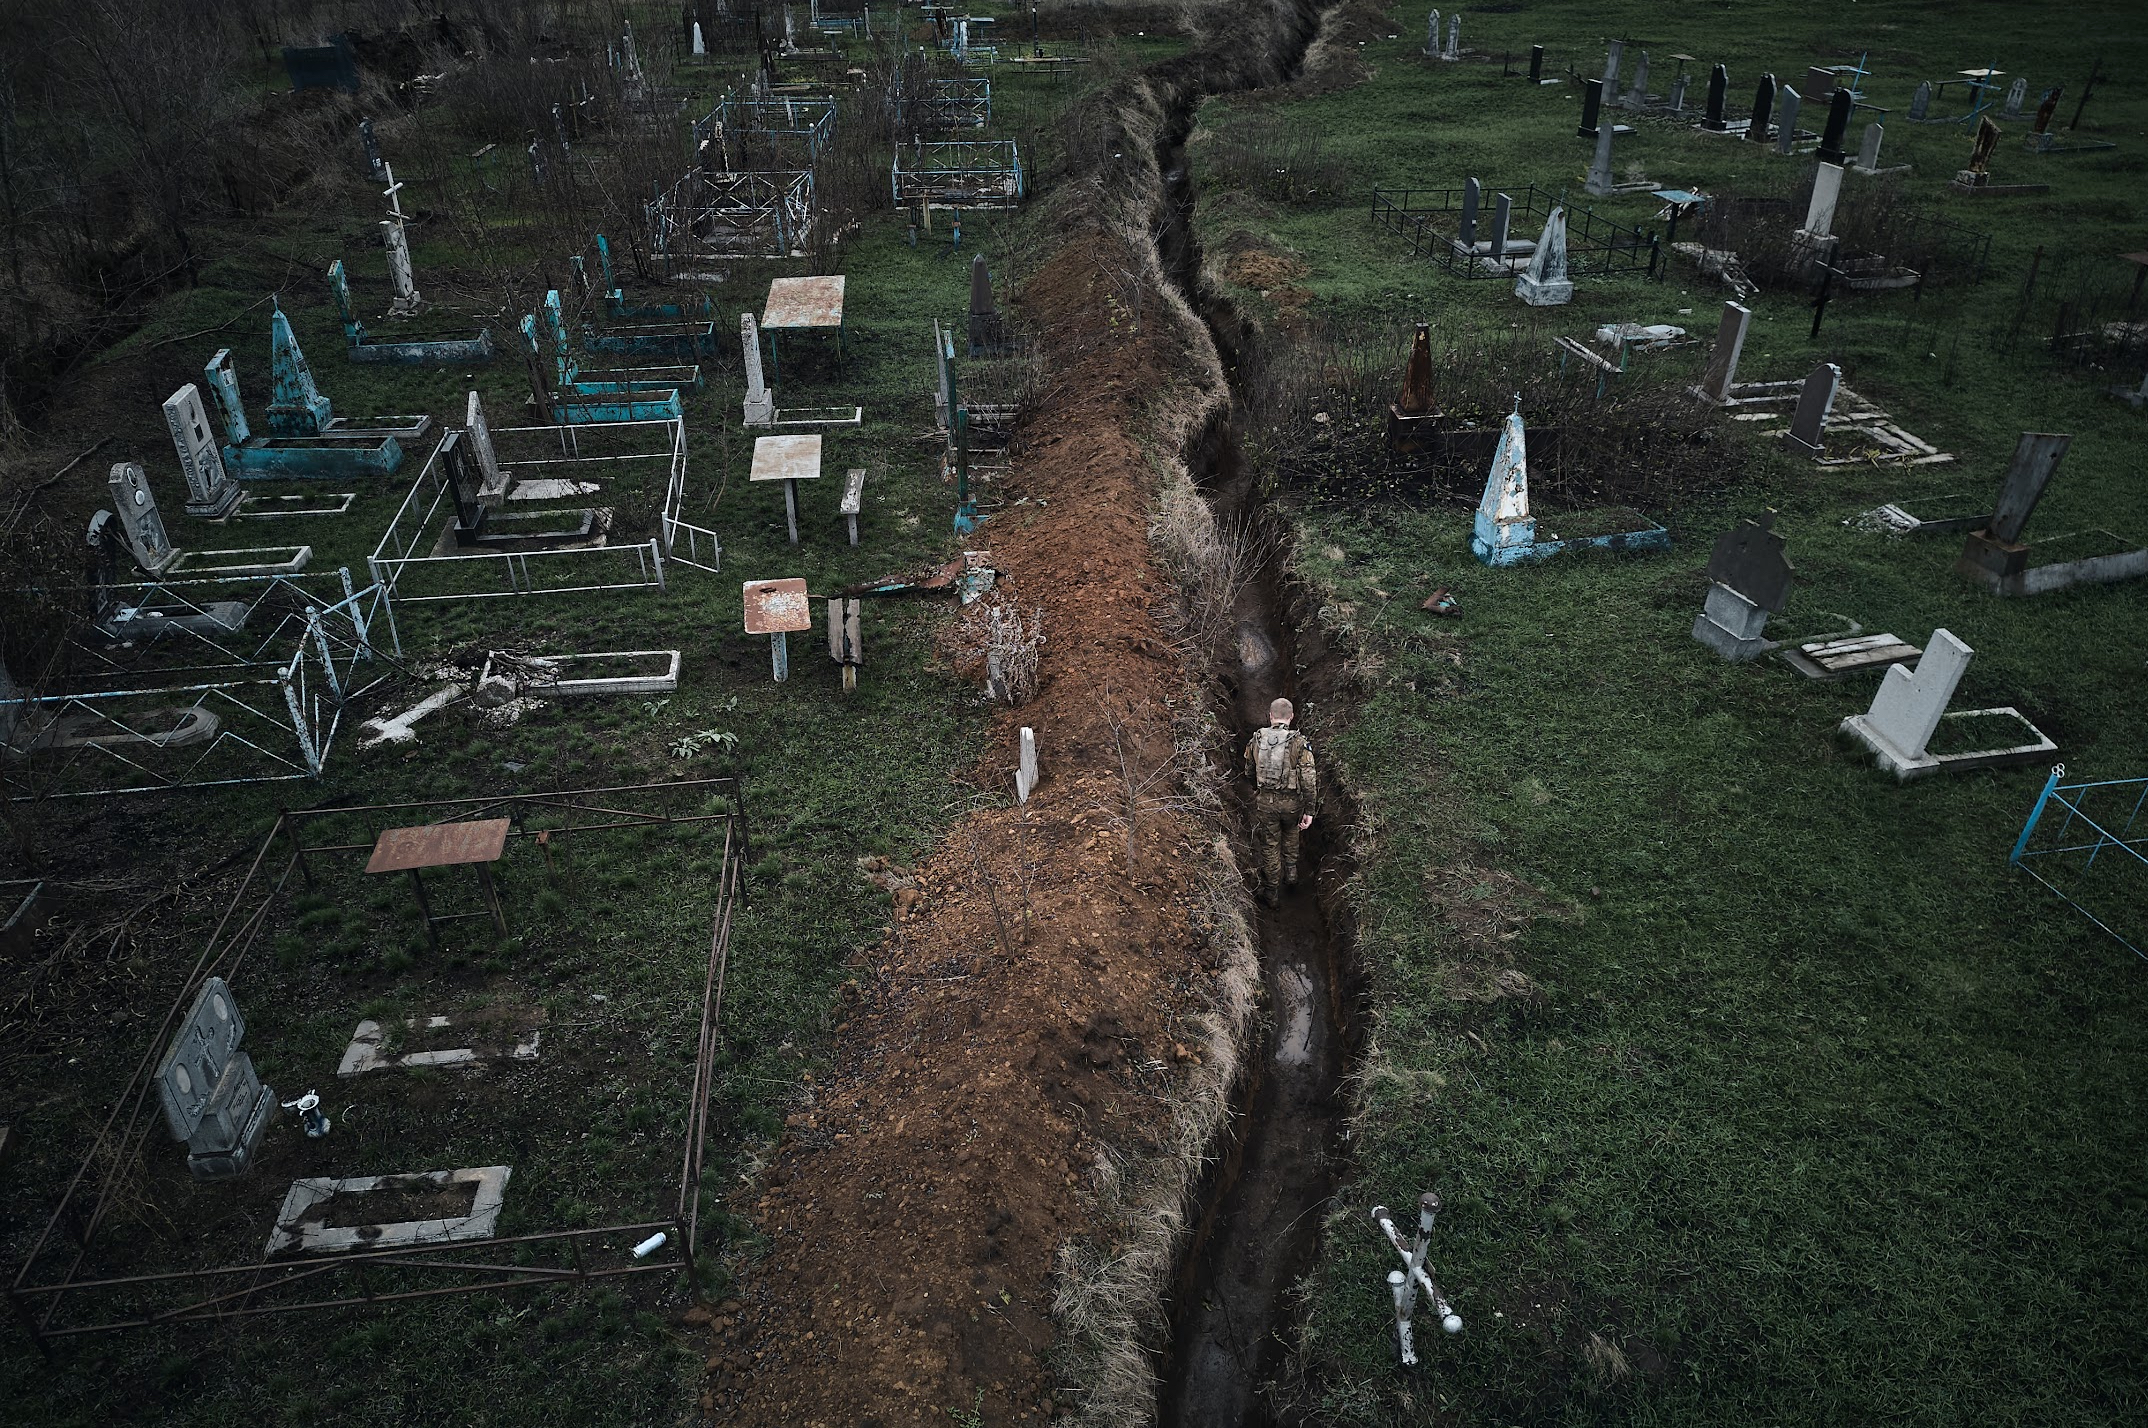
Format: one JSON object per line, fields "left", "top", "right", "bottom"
{"left": 2009, "top": 765, "right": 2148, "bottom": 958}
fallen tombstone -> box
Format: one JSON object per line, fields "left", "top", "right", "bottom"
{"left": 359, "top": 680, "right": 467, "bottom": 749}
{"left": 1838, "top": 629, "right": 2055, "bottom": 780}
{"left": 338, "top": 1010, "right": 543, "bottom": 1076}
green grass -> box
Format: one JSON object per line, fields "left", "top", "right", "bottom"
{"left": 0, "top": 9, "right": 1132, "bottom": 1422}
{"left": 1181, "top": 1, "right": 2148, "bottom": 1422}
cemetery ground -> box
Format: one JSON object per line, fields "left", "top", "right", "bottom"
{"left": 0, "top": 15, "right": 1225, "bottom": 1427}
{"left": 1182, "top": 0, "right": 2148, "bottom": 1422}
{"left": 3, "top": 1, "right": 2147, "bottom": 1426}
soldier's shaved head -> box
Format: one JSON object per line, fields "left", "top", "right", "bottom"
{"left": 1269, "top": 697, "right": 1294, "bottom": 725}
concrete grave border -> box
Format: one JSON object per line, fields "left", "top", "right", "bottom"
{"left": 266, "top": 1165, "right": 512, "bottom": 1256}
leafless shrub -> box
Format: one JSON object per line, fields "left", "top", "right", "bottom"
{"left": 1199, "top": 109, "right": 1351, "bottom": 206}
{"left": 958, "top": 596, "right": 1044, "bottom": 706}
{"left": 1237, "top": 312, "right": 1750, "bottom": 513}
{"left": 1098, "top": 696, "right": 1196, "bottom": 867}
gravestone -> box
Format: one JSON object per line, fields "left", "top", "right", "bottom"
{"left": 1668, "top": 66, "right": 1689, "bottom": 112}
{"left": 1748, "top": 73, "right": 1776, "bottom": 142}
{"left": 1016, "top": 726, "right": 1038, "bottom": 802}
{"left": 1529, "top": 45, "right": 1544, "bottom": 83}
{"left": 266, "top": 303, "right": 333, "bottom": 437}
{"left": 1585, "top": 123, "right": 1616, "bottom": 195}
{"left": 1775, "top": 86, "right": 1801, "bottom": 154}
{"left": 1485, "top": 192, "right": 1514, "bottom": 261}
{"left": 1470, "top": 407, "right": 1533, "bottom": 563}
{"left": 466, "top": 391, "right": 508, "bottom": 504}
{"left": 1514, "top": 207, "right": 1572, "bottom": 305}
{"left": 1956, "top": 432, "right": 2072, "bottom": 586}
{"left": 1623, "top": 51, "right": 1649, "bottom": 107}
{"left": 1800, "top": 161, "right": 1845, "bottom": 240}
{"left": 2003, "top": 77, "right": 2027, "bottom": 117}
{"left": 692, "top": 20, "right": 707, "bottom": 55}
{"left": 440, "top": 430, "right": 488, "bottom": 544}
{"left": 1425, "top": 9, "right": 1438, "bottom": 56}
{"left": 1855, "top": 122, "right": 1884, "bottom": 170}
{"left": 1987, "top": 432, "right": 2067, "bottom": 542}
{"left": 382, "top": 220, "right": 420, "bottom": 314}
{"left": 1456, "top": 177, "right": 1481, "bottom": 248}
{"left": 1443, "top": 14, "right": 1459, "bottom": 60}
{"left": 1692, "top": 511, "right": 1793, "bottom": 661}
{"left": 1782, "top": 361, "right": 1841, "bottom": 457}
{"left": 932, "top": 319, "right": 955, "bottom": 428}
{"left": 1693, "top": 301, "right": 1752, "bottom": 403}
{"left": 528, "top": 140, "right": 548, "bottom": 185}
{"left": 1397, "top": 323, "right": 1437, "bottom": 416}
{"left": 1577, "top": 78, "right": 1603, "bottom": 138}
{"left": 741, "top": 312, "right": 775, "bottom": 426}
{"left": 164, "top": 384, "right": 239, "bottom": 518}
{"left": 1388, "top": 322, "right": 1441, "bottom": 452}
{"left": 1803, "top": 66, "right": 1837, "bottom": 100}
{"left": 1908, "top": 81, "right": 1930, "bottom": 121}
{"left": 1816, "top": 88, "right": 1855, "bottom": 165}
{"left": 203, "top": 348, "right": 252, "bottom": 446}
{"left": 1602, "top": 39, "right": 1623, "bottom": 92}
{"left": 1841, "top": 630, "right": 1973, "bottom": 772}
{"left": 155, "top": 977, "right": 275, "bottom": 1179}
{"left": 1702, "top": 64, "right": 1729, "bottom": 131}
{"left": 1965, "top": 116, "right": 2001, "bottom": 177}
{"left": 2031, "top": 87, "right": 2061, "bottom": 137}
{"left": 360, "top": 118, "right": 387, "bottom": 181}
{"left": 105, "top": 462, "right": 178, "bottom": 574}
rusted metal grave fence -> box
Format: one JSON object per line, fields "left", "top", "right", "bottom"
{"left": 6, "top": 778, "right": 748, "bottom": 1349}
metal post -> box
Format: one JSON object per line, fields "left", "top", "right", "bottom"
{"left": 1811, "top": 263, "right": 1836, "bottom": 340}
{"left": 409, "top": 869, "right": 441, "bottom": 951}
{"left": 2010, "top": 765, "right": 2065, "bottom": 864}
{"left": 771, "top": 632, "right": 789, "bottom": 682}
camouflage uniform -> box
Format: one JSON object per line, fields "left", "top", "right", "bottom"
{"left": 1243, "top": 724, "right": 1318, "bottom": 901}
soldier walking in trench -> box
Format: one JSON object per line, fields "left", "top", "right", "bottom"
{"left": 1243, "top": 697, "right": 1318, "bottom": 906}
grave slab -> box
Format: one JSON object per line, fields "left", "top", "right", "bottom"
{"left": 265, "top": 1165, "right": 512, "bottom": 1256}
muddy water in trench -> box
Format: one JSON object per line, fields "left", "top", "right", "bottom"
{"left": 1153, "top": 97, "right": 1356, "bottom": 1424}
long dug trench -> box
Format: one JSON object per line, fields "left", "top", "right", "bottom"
{"left": 1135, "top": 5, "right": 1357, "bottom": 1422}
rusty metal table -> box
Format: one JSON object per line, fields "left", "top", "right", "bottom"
{"left": 365, "top": 818, "right": 512, "bottom": 950}
{"left": 761, "top": 275, "right": 846, "bottom": 382}
{"left": 750, "top": 433, "right": 823, "bottom": 544}
{"left": 743, "top": 577, "right": 813, "bottom": 682}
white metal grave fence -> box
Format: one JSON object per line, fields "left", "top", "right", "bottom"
{"left": 367, "top": 419, "right": 708, "bottom": 649}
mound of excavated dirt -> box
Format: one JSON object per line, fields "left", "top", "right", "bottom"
{"left": 706, "top": 234, "right": 1234, "bottom": 1427}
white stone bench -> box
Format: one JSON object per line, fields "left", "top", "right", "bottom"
{"left": 840, "top": 467, "right": 867, "bottom": 545}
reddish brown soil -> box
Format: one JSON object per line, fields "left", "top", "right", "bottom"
{"left": 703, "top": 235, "right": 1223, "bottom": 1426}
